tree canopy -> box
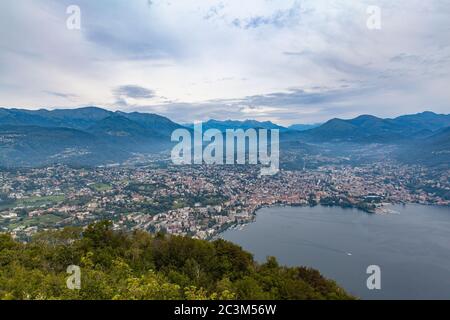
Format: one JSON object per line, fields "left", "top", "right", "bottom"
{"left": 0, "top": 221, "right": 354, "bottom": 300}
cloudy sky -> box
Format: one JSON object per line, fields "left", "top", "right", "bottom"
{"left": 1, "top": 0, "right": 449, "bottom": 125}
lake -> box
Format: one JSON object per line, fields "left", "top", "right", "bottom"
{"left": 219, "top": 204, "right": 450, "bottom": 300}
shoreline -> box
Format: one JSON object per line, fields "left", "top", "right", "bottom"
{"left": 210, "top": 201, "right": 450, "bottom": 240}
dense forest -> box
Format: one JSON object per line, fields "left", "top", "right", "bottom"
{"left": 0, "top": 221, "right": 353, "bottom": 300}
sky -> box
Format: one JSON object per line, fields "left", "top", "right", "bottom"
{"left": 0, "top": 0, "right": 449, "bottom": 125}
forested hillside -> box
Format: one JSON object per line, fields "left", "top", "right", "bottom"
{"left": 0, "top": 221, "right": 353, "bottom": 300}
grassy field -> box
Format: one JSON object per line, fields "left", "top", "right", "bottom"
{"left": 91, "top": 183, "right": 112, "bottom": 192}
{"left": 0, "top": 195, "right": 65, "bottom": 211}
{"left": 7, "top": 213, "right": 63, "bottom": 229}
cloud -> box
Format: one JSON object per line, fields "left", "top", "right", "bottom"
{"left": 126, "top": 85, "right": 381, "bottom": 125}
{"left": 113, "top": 85, "right": 156, "bottom": 99}
{"left": 43, "top": 91, "right": 79, "bottom": 100}
{"left": 0, "top": 0, "right": 449, "bottom": 124}
{"left": 230, "top": 1, "right": 305, "bottom": 29}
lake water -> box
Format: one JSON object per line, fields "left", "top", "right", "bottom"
{"left": 219, "top": 204, "right": 450, "bottom": 300}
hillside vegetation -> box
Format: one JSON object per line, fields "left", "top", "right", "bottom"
{"left": 0, "top": 221, "right": 353, "bottom": 300}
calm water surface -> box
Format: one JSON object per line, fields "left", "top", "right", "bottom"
{"left": 220, "top": 204, "right": 450, "bottom": 299}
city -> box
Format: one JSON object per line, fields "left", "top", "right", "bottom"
{"left": 1, "top": 160, "right": 448, "bottom": 240}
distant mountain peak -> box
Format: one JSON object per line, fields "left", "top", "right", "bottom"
{"left": 302, "top": 111, "right": 450, "bottom": 143}
{"left": 288, "top": 123, "right": 321, "bottom": 131}
{"left": 352, "top": 114, "right": 382, "bottom": 121}
{"left": 187, "top": 119, "right": 286, "bottom": 131}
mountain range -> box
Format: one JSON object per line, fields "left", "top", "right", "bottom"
{"left": 299, "top": 112, "right": 450, "bottom": 143}
{"left": 0, "top": 107, "right": 449, "bottom": 168}
{"left": 0, "top": 107, "right": 183, "bottom": 167}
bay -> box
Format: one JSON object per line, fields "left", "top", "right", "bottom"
{"left": 220, "top": 204, "right": 450, "bottom": 300}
